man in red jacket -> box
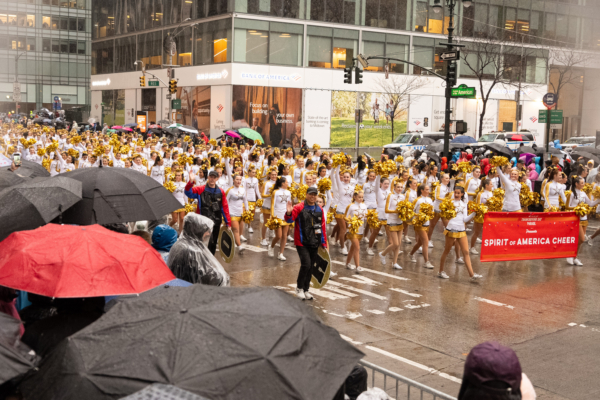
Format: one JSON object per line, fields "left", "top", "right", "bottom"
{"left": 185, "top": 170, "right": 231, "bottom": 255}
{"left": 285, "top": 187, "right": 328, "bottom": 300}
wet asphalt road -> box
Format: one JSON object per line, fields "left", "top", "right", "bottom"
{"left": 224, "top": 219, "right": 600, "bottom": 400}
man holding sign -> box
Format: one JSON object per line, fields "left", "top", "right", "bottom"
{"left": 285, "top": 186, "right": 329, "bottom": 301}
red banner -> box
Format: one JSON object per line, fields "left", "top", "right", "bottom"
{"left": 480, "top": 212, "right": 579, "bottom": 262}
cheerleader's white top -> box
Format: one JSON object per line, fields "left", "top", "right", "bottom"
{"left": 446, "top": 199, "right": 475, "bottom": 232}
{"left": 414, "top": 196, "right": 434, "bottom": 227}
{"left": 385, "top": 192, "right": 405, "bottom": 225}
{"left": 344, "top": 202, "right": 368, "bottom": 235}
{"left": 226, "top": 185, "right": 249, "bottom": 217}
{"left": 271, "top": 189, "right": 292, "bottom": 220}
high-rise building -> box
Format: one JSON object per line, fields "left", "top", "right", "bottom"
{"left": 90, "top": 0, "right": 600, "bottom": 147}
{"left": 0, "top": 0, "right": 91, "bottom": 119}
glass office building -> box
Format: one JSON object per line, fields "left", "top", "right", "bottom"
{"left": 0, "top": 0, "right": 91, "bottom": 116}
{"left": 91, "top": 0, "right": 600, "bottom": 146}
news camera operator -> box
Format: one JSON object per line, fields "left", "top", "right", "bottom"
{"left": 285, "top": 186, "right": 328, "bottom": 301}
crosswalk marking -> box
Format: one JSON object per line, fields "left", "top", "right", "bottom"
{"left": 327, "top": 281, "right": 388, "bottom": 301}
{"left": 390, "top": 288, "right": 422, "bottom": 297}
{"left": 339, "top": 275, "right": 382, "bottom": 286}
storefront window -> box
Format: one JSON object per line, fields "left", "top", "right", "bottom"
{"left": 194, "top": 18, "right": 231, "bottom": 65}
{"left": 92, "top": 40, "right": 114, "bottom": 75}
{"left": 102, "top": 90, "right": 116, "bottom": 126}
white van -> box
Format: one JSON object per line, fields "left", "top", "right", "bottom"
{"left": 473, "top": 132, "right": 538, "bottom": 150}
{"left": 383, "top": 131, "right": 456, "bottom": 151}
{"left": 561, "top": 136, "right": 596, "bottom": 152}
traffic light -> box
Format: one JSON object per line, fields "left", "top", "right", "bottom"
{"left": 447, "top": 61, "right": 457, "bottom": 87}
{"left": 139, "top": 76, "right": 145, "bottom": 87}
{"left": 354, "top": 67, "right": 363, "bottom": 84}
{"left": 169, "top": 79, "right": 177, "bottom": 94}
{"left": 343, "top": 67, "right": 352, "bottom": 84}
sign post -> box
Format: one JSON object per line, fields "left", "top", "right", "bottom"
{"left": 136, "top": 111, "right": 148, "bottom": 133}
{"left": 542, "top": 93, "right": 558, "bottom": 153}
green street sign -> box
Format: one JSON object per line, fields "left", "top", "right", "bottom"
{"left": 148, "top": 80, "right": 159, "bottom": 87}
{"left": 538, "top": 110, "right": 563, "bottom": 124}
{"left": 171, "top": 99, "right": 181, "bottom": 110}
{"left": 451, "top": 84, "right": 476, "bottom": 98}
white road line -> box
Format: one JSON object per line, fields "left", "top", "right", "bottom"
{"left": 327, "top": 281, "right": 388, "bottom": 301}
{"left": 287, "top": 284, "right": 348, "bottom": 300}
{"left": 355, "top": 266, "right": 411, "bottom": 281}
{"left": 390, "top": 288, "right": 422, "bottom": 297}
{"left": 367, "top": 309, "right": 385, "bottom": 315}
{"left": 243, "top": 244, "right": 267, "bottom": 253}
{"left": 473, "top": 297, "right": 515, "bottom": 310}
{"left": 339, "top": 275, "right": 382, "bottom": 285}
{"left": 389, "top": 307, "right": 403, "bottom": 312}
{"left": 323, "top": 286, "right": 359, "bottom": 297}
{"left": 340, "top": 334, "right": 363, "bottom": 345}
{"left": 365, "top": 346, "right": 463, "bottom": 384}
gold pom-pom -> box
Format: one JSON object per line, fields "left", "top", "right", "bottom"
{"left": 331, "top": 153, "right": 348, "bottom": 168}
{"left": 455, "top": 161, "right": 474, "bottom": 175}
{"left": 468, "top": 201, "right": 488, "bottom": 223}
{"left": 296, "top": 184, "right": 308, "bottom": 201}
{"left": 317, "top": 177, "right": 332, "bottom": 193}
{"left": 221, "top": 146, "right": 234, "bottom": 159}
{"left": 519, "top": 183, "right": 534, "bottom": 208}
{"left": 413, "top": 203, "right": 434, "bottom": 227}
{"left": 42, "top": 158, "right": 51, "bottom": 172}
{"left": 241, "top": 209, "right": 255, "bottom": 223}
{"left": 545, "top": 206, "right": 560, "bottom": 213}
{"left": 429, "top": 181, "right": 439, "bottom": 200}
{"left": 396, "top": 200, "right": 415, "bottom": 222}
{"left": 37, "top": 147, "right": 46, "bottom": 157}
{"left": 184, "top": 202, "right": 197, "bottom": 214}
{"left": 93, "top": 145, "right": 105, "bottom": 157}
{"left": 485, "top": 188, "right": 505, "bottom": 212}
{"left": 395, "top": 155, "right": 404, "bottom": 163}
{"left": 256, "top": 198, "right": 264, "bottom": 208}
{"left": 67, "top": 148, "right": 79, "bottom": 159}
{"left": 439, "top": 195, "right": 456, "bottom": 220}
{"left": 265, "top": 217, "right": 284, "bottom": 230}
{"left": 354, "top": 184, "right": 363, "bottom": 193}
{"left": 183, "top": 135, "right": 190, "bottom": 142}
{"left": 255, "top": 139, "right": 262, "bottom": 145}
{"left": 489, "top": 156, "right": 510, "bottom": 168}
{"left": 163, "top": 181, "right": 176, "bottom": 193}
{"left": 582, "top": 183, "right": 593, "bottom": 197}
{"left": 372, "top": 159, "right": 397, "bottom": 178}
{"left": 209, "top": 139, "right": 217, "bottom": 146}
{"left": 347, "top": 215, "right": 364, "bottom": 235}
{"left": 45, "top": 141, "right": 59, "bottom": 155}
{"left": 366, "top": 209, "right": 382, "bottom": 229}
{"left": 312, "top": 144, "right": 321, "bottom": 150}
{"left": 574, "top": 202, "right": 592, "bottom": 217}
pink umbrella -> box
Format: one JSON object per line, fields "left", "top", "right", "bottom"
{"left": 122, "top": 127, "right": 133, "bottom": 132}
{"left": 111, "top": 126, "right": 122, "bottom": 129}
{"left": 225, "top": 130, "right": 242, "bottom": 139}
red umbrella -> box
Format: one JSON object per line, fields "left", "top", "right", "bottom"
{"left": 510, "top": 134, "right": 524, "bottom": 141}
{"left": 0, "top": 224, "right": 175, "bottom": 298}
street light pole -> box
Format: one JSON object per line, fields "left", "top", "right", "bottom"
{"left": 14, "top": 51, "right": 25, "bottom": 116}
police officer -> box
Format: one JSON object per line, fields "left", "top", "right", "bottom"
{"left": 185, "top": 170, "right": 231, "bottom": 254}
{"left": 285, "top": 186, "right": 328, "bottom": 300}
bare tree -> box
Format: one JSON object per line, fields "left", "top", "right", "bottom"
{"left": 375, "top": 75, "right": 427, "bottom": 142}
{"left": 546, "top": 48, "right": 594, "bottom": 109}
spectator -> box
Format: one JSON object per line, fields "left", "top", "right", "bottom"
{"left": 131, "top": 230, "right": 152, "bottom": 245}
{"left": 151, "top": 225, "right": 178, "bottom": 263}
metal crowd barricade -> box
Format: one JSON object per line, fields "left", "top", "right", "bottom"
{"left": 358, "top": 359, "right": 458, "bottom": 400}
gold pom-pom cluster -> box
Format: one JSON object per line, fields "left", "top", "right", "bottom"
{"left": 265, "top": 217, "right": 284, "bottom": 230}
{"left": 489, "top": 156, "right": 509, "bottom": 168}
{"left": 429, "top": 181, "right": 439, "bottom": 200}
{"left": 163, "top": 181, "right": 176, "bottom": 193}
{"left": 317, "top": 177, "right": 332, "bottom": 193}
{"left": 395, "top": 155, "right": 404, "bottom": 163}
{"left": 372, "top": 159, "right": 397, "bottom": 177}
{"left": 67, "top": 148, "right": 79, "bottom": 159}
{"left": 454, "top": 161, "right": 474, "bottom": 174}
{"left": 241, "top": 209, "right": 255, "bottom": 223}
{"left": 486, "top": 188, "right": 505, "bottom": 212}
{"left": 592, "top": 186, "right": 600, "bottom": 200}
{"left": 413, "top": 203, "right": 434, "bottom": 227}
{"left": 347, "top": 215, "right": 364, "bottom": 234}
{"left": 545, "top": 206, "right": 560, "bottom": 213}
{"left": 519, "top": 183, "right": 536, "bottom": 208}
{"left": 256, "top": 198, "right": 264, "bottom": 208}
{"left": 327, "top": 206, "right": 337, "bottom": 224}
{"left": 396, "top": 200, "right": 415, "bottom": 222}
{"left": 184, "top": 202, "right": 197, "bottom": 214}
{"left": 468, "top": 201, "right": 488, "bottom": 223}
{"left": 209, "top": 139, "right": 217, "bottom": 146}
{"left": 439, "top": 195, "right": 456, "bottom": 220}
{"left": 221, "top": 146, "right": 234, "bottom": 159}
{"left": 574, "top": 202, "right": 592, "bottom": 217}
{"left": 582, "top": 183, "right": 593, "bottom": 197}
{"left": 366, "top": 209, "right": 382, "bottom": 229}
{"left": 331, "top": 153, "right": 348, "bottom": 168}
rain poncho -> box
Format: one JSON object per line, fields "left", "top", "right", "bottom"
{"left": 167, "top": 214, "right": 230, "bottom": 286}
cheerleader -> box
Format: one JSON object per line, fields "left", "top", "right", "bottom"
{"left": 469, "top": 178, "right": 493, "bottom": 254}
{"left": 49, "top": 151, "right": 66, "bottom": 177}
{"left": 425, "top": 164, "right": 439, "bottom": 187}
{"left": 464, "top": 167, "right": 482, "bottom": 202}
{"left": 566, "top": 176, "right": 600, "bottom": 266}
{"left": 150, "top": 156, "right": 165, "bottom": 184}
{"left": 243, "top": 166, "right": 260, "bottom": 234}
{"left": 260, "top": 169, "right": 278, "bottom": 246}
{"left": 587, "top": 173, "right": 600, "bottom": 245}
{"left": 362, "top": 170, "right": 378, "bottom": 242}
{"left": 344, "top": 190, "right": 368, "bottom": 270}
{"left": 169, "top": 171, "right": 187, "bottom": 235}
{"left": 63, "top": 153, "right": 76, "bottom": 172}
{"left": 226, "top": 174, "right": 249, "bottom": 251}
{"left": 438, "top": 186, "right": 482, "bottom": 281}
{"left": 292, "top": 157, "right": 305, "bottom": 187}
{"left": 427, "top": 173, "right": 450, "bottom": 247}
{"left": 316, "top": 165, "right": 328, "bottom": 183}
{"left": 379, "top": 180, "right": 405, "bottom": 270}
{"left": 353, "top": 156, "right": 368, "bottom": 185}
{"left": 543, "top": 168, "right": 565, "bottom": 210}
{"left": 408, "top": 183, "right": 434, "bottom": 269}
{"left": 402, "top": 178, "right": 418, "bottom": 244}
{"left": 497, "top": 166, "right": 523, "bottom": 212}
{"left": 367, "top": 175, "right": 390, "bottom": 254}
{"left": 331, "top": 166, "right": 356, "bottom": 255}
{"left": 269, "top": 177, "right": 292, "bottom": 260}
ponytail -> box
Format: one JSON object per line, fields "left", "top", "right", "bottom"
{"left": 273, "top": 176, "right": 287, "bottom": 190}
{"left": 416, "top": 183, "right": 428, "bottom": 197}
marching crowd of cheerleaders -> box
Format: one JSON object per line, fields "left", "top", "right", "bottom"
{"left": 4, "top": 122, "right": 600, "bottom": 277}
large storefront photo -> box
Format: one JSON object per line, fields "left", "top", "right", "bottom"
{"left": 174, "top": 86, "right": 211, "bottom": 133}
{"left": 231, "top": 85, "right": 302, "bottom": 147}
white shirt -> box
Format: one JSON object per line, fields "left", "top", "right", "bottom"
{"left": 446, "top": 200, "right": 475, "bottom": 231}
{"left": 150, "top": 165, "right": 165, "bottom": 184}
{"left": 173, "top": 181, "right": 187, "bottom": 206}
{"left": 271, "top": 189, "right": 292, "bottom": 220}
{"left": 497, "top": 169, "right": 522, "bottom": 212}
{"left": 226, "top": 185, "right": 248, "bottom": 217}
{"left": 385, "top": 192, "right": 405, "bottom": 225}
{"left": 414, "top": 197, "right": 434, "bottom": 227}
{"left": 345, "top": 202, "right": 368, "bottom": 235}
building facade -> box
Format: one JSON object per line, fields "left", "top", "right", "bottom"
{"left": 0, "top": 0, "right": 91, "bottom": 117}
{"left": 91, "top": 0, "right": 600, "bottom": 147}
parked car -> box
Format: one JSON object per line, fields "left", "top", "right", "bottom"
{"left": 561, "top": 136, "right": 596, "bottom": 152}
{"left": 472, "top": 131, "right": 538, "bottom": 150}
{"left": 384, "top": 131, "right": 456, "bottom": 151}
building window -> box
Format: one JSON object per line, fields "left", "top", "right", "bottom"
{"left": 78, "top": 41, "right": 86, "bottom": 55}
{"left": 43, "top": 38, "right": 51, "bottom": 52}
{"left": 269, "top": 22, "right": 303, "bottom": 66}
{"left": 42, "top": 16, "right": 51, "bottom": 29}
{"left": 235, "top": 0, "right": 304, "bottom": 20}
{"left": 194, "top": 18, "right": 231, "bottom": 65}
{"left": 92, "top": 40, "right": 114, "bottom": 75}
{"left": 412, "top": 37, "right": 434, "bottom": 75}
{"left": 7, "top": 14, "right": 16, "bottom": 26}
{"left": 60, "top": 39, "right": 69, "bottom": 53}
{"left": 60, "top": 17, "right": 68, "bottom": 30}
{"left": 234, "top": 19, "right": 303, "bottom": 67}
{"left": 197, "top": 0, "right": 229, "bottom": 19}
{"left": 69, "top": 40, "right": 77, "bottom": 54}
{"left": 306, "top": 26, "right": 358, "bottom": 69}
{"left": 361, "top": 32, "right": 409, "bottom": 73}
{"left": 137, "top": 31, "right": 162, "bottom": 70}
{"left": 52, "top": 38, "right": 60, "bottom": 53}
{"left": 163, "top": 26, "right": 193, "bottom": 67}
{"left": 69, "top": 17, "right": 77, "bottom": 31}
{"left": 115, "top": 36, "right": 136, "bottom": 72}
{"left": 27, "top": 37, "right": 35, "bottom": 51}
{"left": 92, "top": 0, "right": 115, "bottom": 39}
{"left": 78, "top": 18, "right": 85, "bottom": 31}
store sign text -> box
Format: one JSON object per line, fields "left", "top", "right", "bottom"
{"left": 91, "top": 78, "right": 111, "bottom": 87}
{"left": 241, "top": 73, "right": 302, "bottom": 82}
{"left": 197, "top": 70, "right": 228, "bottom": 80}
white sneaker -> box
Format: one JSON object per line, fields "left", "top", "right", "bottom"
{"left": 268, "top": 245, "right": 274, "bottom": 257}
{"left": 456, "top": 257, "right": 465, "bottom": 264}
{"left": 393, "top": 263, "right": 402, "bottom": 270}
{"left": 346, "top": 263, "right": 356, "bottom": 270}
{"left": 378, "top": 231, "right": 383, "bottom": 236}
{"left": 367, "top": 247, "right": 375, "bottom": 256}
{"left": 241, "top": 235, "right": 247, "bottom": 242}
{"left": 588, "top": 238, "right": 594, "bottom": 246}
{"left": 277, "top": 253, "right": 286, "bottom": 261}
{"left": 476, "top": 238, "right": 482, "bottom": 243}
{"left": 269, "top": 230, "right": 275, "bottom": 238}
{"left": 378, "top": 252, "right": 387, "bottom": 265}
{"left": 417, "top": 247, "right": 423, "bottom": 254}
{"left": 585, "top": 235, "right": 590, "bottom": 241}
{"left": 362, "top": 237, "right": 369, "bottom": 243}
{"left": 438, "top": 271, "right": 450, "bottom": 279}
{"left": 248, "top": 227, "right": 254, "bottom": 233}
{"left": 304, "top": 291, "right": 313, "bottom": 300}
{"left": 356, "top": 266, "right": 363, "bottom": 273}
{"left": 288, "top": 235, "right": 294, "bottom": 242}
{"left": 373, "top": 239, "right": 378, "bottom": 244}
{"left": 238, "top": 245, "right": 245, "bottom": 253}
{"left": 409, "top": 254, "right": 417, "bottom": 263}
{"left": 424, "top": 261, "right": 434, "bottom": 269}
{"left": 574, "top": 258, "right": 583, "bottom": 266}
{"left": 403, "top": 236, "right": 411, "bottom": 244}
{"left": 342, "top": 246, "right": 348, "bottom": 255}
{"left": 345, "top": 240, "right": 351, "bottom": 249}
{"left": 466, "top": 227, "right": 472, "bottom": 232}
{"left": 566, "top": 258, "right": 574, "bottom": 265}
{"left": 470, "top": 247, "right": 479, "bottom": 255}
{"left": 470, "top": 274, "right": 483, "bottom": 282}
{"left": 260, "top": 239, "right": 268, "bottom": 246}
{"left": 428, "top": 242, "right": 434, "bottom": 248}
{"left": 330, "top": 271, "right": 338, "bottom": 277}
{"left": 295, "top": 288, "right": 305, "bottom": 299}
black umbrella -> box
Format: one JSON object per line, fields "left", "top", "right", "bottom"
{"left": 516, "top": 146, "right": 536, "bottom": 155}
{"left": 1, "top": 314, "right": 39, "bottom": 385}
{"left": 0, "top": 169, "right": 27, "bottom": 191}
{"left": 424, "top": 150, "right": 440, "bottom": 165}
{"left": 0, "top": 176, "right": 82, "bottom": 241}
{"left": 414, "top": 137, "right": 435, "bottom": 145}
{"left": 571, "top": 151, "right": 600, "bottom": 165}
{"left": 484, "top": 143, "right": 514, "bottom": 158}
{"left": 121, "top": 384, "right": 210, "bottom": 400}
{"left": 572, "top": 146, "right": 600, "bottom": 155}
{"left": 55, "top": 167, "right": 183, "bottom": 225}
{"left": 0, "top": 312, "right": 22, "bottom": 346}
{"left": 21, "top": 286, "right": 364, "bottom": 400}
{"left": 0, "top": 160, "right": 50, "bottom": 179}
{"left": 535, "top": 147, "right": 562, "bottom": 156}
